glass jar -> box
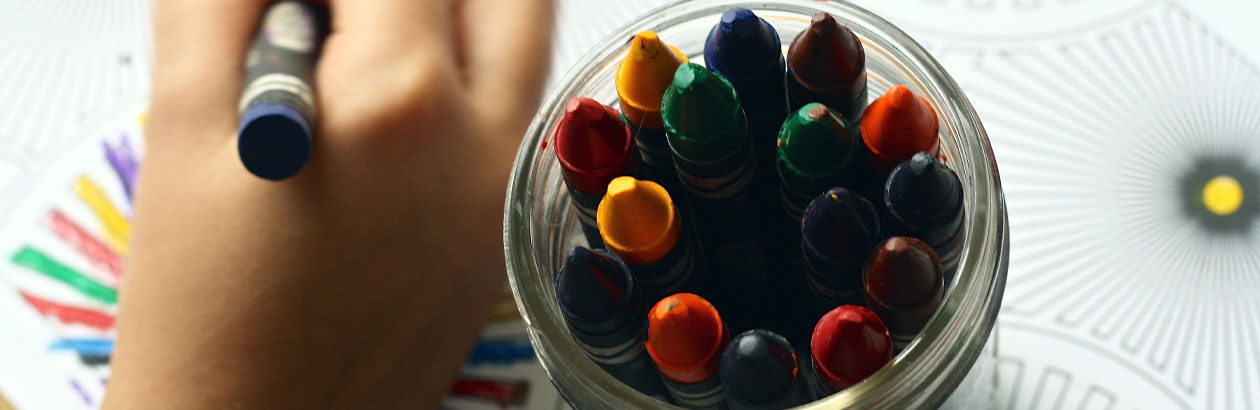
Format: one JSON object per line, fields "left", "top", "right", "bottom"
{"left": 503, "top": 0, "right": 1010, "bottom": 408}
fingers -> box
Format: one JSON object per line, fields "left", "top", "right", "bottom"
{"left": 457, "top": 0, "right": 555, "bottom": 130}
{"left": 327, "top": 0, "right": 454, "bottom": 56}
{"left": 149, "top": 0, "right": 269, "bottom": 148}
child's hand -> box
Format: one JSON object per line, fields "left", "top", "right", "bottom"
{"left": 104, "top": 0, "right": 553, "bottom": 408}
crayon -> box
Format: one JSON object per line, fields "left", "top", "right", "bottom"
{"left": 884, "top": 152, "right": 964, "bottom": 277}
{"left": 465, "top": 339, "right": 535, "bottom": 366}
{"left": 704, "top": 8, "right": 788, "bottom": 179}
{"left": 11, "top": 246, "right": 117, "bottom": 305}
{"left": 809, "top": 305, "right": 892, "bottom": 395}
{"left": 646, "top": 293, "right": 730, "bottom": 409}
{"left": 718, "top": 329, "right": 810, "bottom": 410}
{"left": 598, "top": 176, "right": 707, "bottom": 304}
{"left": 776, "top": 103, "right": 861, "bottom": 223}
{"left": 237, "top": 0, "right": 329, "bottom": 181}
{"left": 74, "top": 176, "right": 130, "bottom": 255}
{"left": 616, "top": 31, "right": 689, "bottom": 197}
{"left": 555, "top": 246, "right": 672, "bottom": 402}
{"left": 860, "top": 85, "right": 939, "bottom": 177}
{"left": 862, "top": 237, "right": 944, "bottom": 351}
{"left": 801, "top": 188, "right": 882, "bottom": 313}
{"left": 662, "top": 62, "right": 774, "bottom": 329}
{"left": 20, "top": 292, "right": 115, "bottom": 331}
{"left": 554, "top": 98, "right": 640, "bottom": 248}
{"left": 448, "top": 377, "right": 529, "bottom": 407}
{"left": 786, "top": 13, "right": 867, "bottom": 121}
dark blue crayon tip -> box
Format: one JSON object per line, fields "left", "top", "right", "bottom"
{"left": 555, "top": 246, "right": 638, "bottom": 335}
{"left": 886, "top": 152, "right": 963, "bottom": 228}
{"left": 802, "top": 188, "right": 881, "bottom": 263}
{"left": 704, "top": 8, "right": 782, "bottom": 81}
{"left": 238, "top": 102, "right": 312, "bottom": 181}
{"left": 719, "top": 329, "right": 802, "bottom": 407}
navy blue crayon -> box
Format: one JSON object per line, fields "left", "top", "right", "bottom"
{"left": 704, "top": 8, "right": 789, "bottom": 182}
{"left": 555, "top": 246, "right": 673, "bottom": 402}
{"left": 719, "top": 330, "right": 811, "bottom": 410}
{"left": 801, "top": 188, "right": 883, "bottom": 314}
{"left": 884, "top": 152, "right": 965, "bottom": 279}
{"left": 238, "top": 0, "right": 329, "bottom": 181}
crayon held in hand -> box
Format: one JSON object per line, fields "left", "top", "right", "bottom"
{"left": 801, "top": 188, "right": 882, "bottom": 313}
{"left": 237, "top": 0, "right": 329, "bottom": 181}
{"left": 884, "top": 152, "right": 964, "bottom": 276}
{"left": 719, "top": 329, "right": 810, "bottom": 410}
{"left": 555, "top": 246, "right": 672, "bottom": 402}
{"left": 862, "top": 236, "right": 944, "bottom": 351}
{"left": 597, "top": 176, "right": 708, "bottom": 305}
{"left": 809, "top": 305, "right": 892, "bottom": 395}
{"left": 646, "top": 293, "right": 730, "bottom": 409}
{"left": 554, "top": 98, "right": 639, "bottom": 248}
{"left": 786, "top": 13, "right": 867, "bottom": 121}
{"left": 861, "top": 85, "right": 940, "bottom": 177}
{"left": 704, "top": 8, "right": 789, "bottom": 175}
{"left": 617, "top": 31, "right": 689, "bottom": 196}
{"left": 776, "top": 103, "right": 860, "bottom": 223}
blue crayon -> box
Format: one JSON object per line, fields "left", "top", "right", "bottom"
{"left": 555, "top": 246, "right": 673, "bottom": 402}
{"left": 465, "top": 339, "right": 535, "bottom": 366}
{"left": 719, "top": 330, "right": 811, "bottom": 410}
{"left": 801, "top": 188, "right": 882, "bottom": 314}
{"left": 884, "top": 152, "right": 965, "bottom": 280}
{"left": 704, "top": 8, "right": 789, "bottom": 185}
{"left": 237, "top": 0, "right": 329, "bottom": 181}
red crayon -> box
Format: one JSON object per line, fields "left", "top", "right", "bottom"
{"left": 554, "top": 98, "right": 639, "bottom": 248}
{"left": 810, "top": 305, "right": 892, "bottom": 394}
{"left": 20, "top": 292, "right": 115, "bottom": 330}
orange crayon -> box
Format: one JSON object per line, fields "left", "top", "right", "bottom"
{"left": 646, "top": 293, "right": 729, "bottom": 408}
{"left": 860, "top": 85, "right": 940, "bottom": 177}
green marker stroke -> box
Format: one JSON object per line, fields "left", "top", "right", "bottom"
{"left": 11, "top": 245, "right": 117, "bottom": 305}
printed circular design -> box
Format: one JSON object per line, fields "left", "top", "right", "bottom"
{"left": 933, "top": 2, "right": 1260, "bottom": 408}
{"left": 850, "top": 0, "right": 1157, "bottom": 42}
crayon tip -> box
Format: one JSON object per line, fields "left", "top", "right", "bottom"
{"left": 720, "top": 329, "right": 800, "bottom": 405}
{"left": 237, "top": 103, "right": 312, "bottom": 181}
{"left": 646, "top": 293, "right": 727, "bottom": 383}
{"left": 597, "top": 177, "right": 682, "bottom": 265}
{"left": 705, "top": 9, "right": 782, "bottom": 80}
{"left": 555, "top": 246, "right": 637, "bottom": 335}
{"left": 661, "top": 63, "right": 745, "bottom": 161}
{"left": 861, "top": 85, "right": 940, "bottom": 169}
{"left": 810, "top": 305, "right": 892, "bottom": 391}
{"left": 787, "top": 13, "right": 864, "bottom": 93}
{"left": 777, "top": 103, "right": 857, "bottom": 178}
{"left": 802, "top": 188, "right": 881, "bottom": 263}
{"left": 863, "top": 237, "right": 943, "bottom": 313}
{"left": 886, "top": 152, "right": 963, "bottom": 228}
{"left": 617, "top": 31, "right": 688, "bottom": 128}
{"left": 554, "top": 98, "right": 636, "bottom": 194}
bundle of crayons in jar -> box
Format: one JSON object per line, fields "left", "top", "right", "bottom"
{"left": 551, "top": 9, "right": 964, "bottom": 410}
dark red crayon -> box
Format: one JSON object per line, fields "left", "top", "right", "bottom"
{"left": 786, "top": 13, "right": 867, "bottom": 121}
{"left": 862, "top": 236, "right": 944, "bottom": 351}
{"left": 809, "top": 305, "right": 891, "bottom": 394}
{"left": 554, "top": 98, "right": 639, "bottom": 248}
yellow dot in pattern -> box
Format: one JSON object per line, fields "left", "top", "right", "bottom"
{"left": 1202, "top": 175, "right": 1244, "bottom": 216}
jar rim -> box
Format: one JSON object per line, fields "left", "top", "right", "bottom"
{"left": 504, "top": 1, "right": 1009, "bottom": 408}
